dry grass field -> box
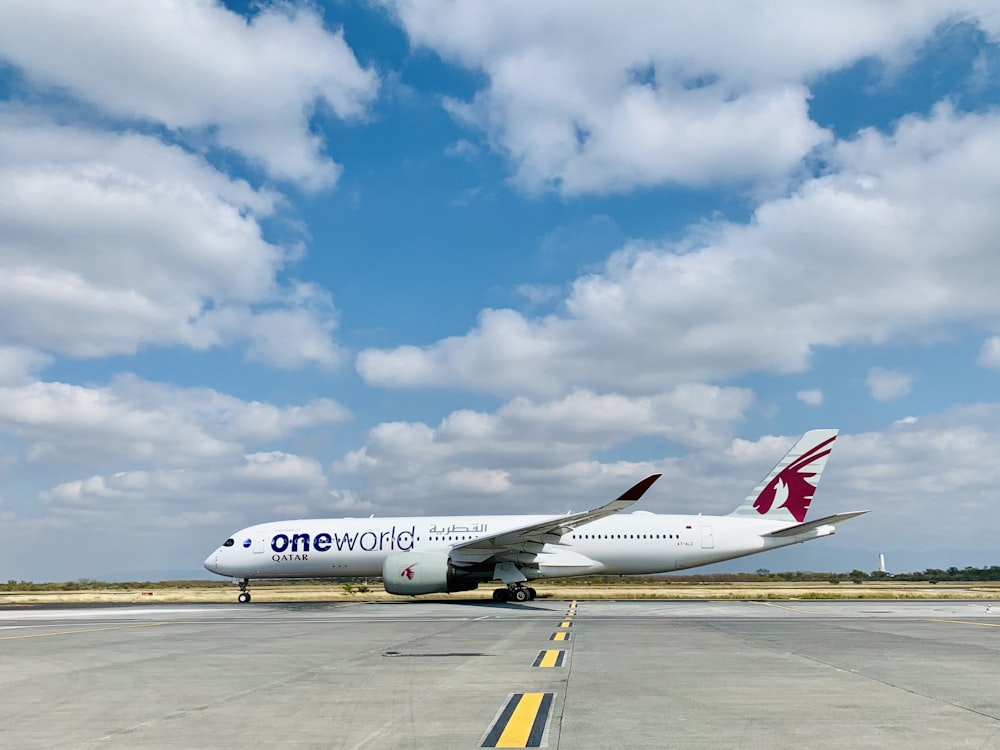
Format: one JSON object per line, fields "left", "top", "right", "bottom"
{"left": 3, "top": 580, "right": 1000, "bottom": 606}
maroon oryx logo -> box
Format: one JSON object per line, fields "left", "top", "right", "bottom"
{"left": 400, "top": 563, "right": 418, "bottom": 580}
{"left": 753, "top": 434, "right": 835, "bottom": 522}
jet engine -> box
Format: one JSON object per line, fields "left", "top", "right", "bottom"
{"left": 382, "top": 551, "right": 479, "bottom": 595}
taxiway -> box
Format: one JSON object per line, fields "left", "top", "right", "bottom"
{"left": 2, "top": 599, "right": 999, "bottom": 748}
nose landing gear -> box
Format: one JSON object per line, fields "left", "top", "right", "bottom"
{"left": 492, "top": 584, "right": 537, "bottom": 603}
{"left": 237, "top": 578, "right": 252, "bottom": 603}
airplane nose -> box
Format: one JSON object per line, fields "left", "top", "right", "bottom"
{"left": 204, "top": 553, "right": 218, "bottom": 573}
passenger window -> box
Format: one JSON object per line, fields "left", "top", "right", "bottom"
{"left": 223, "top": 538, "right": 235, "bottom": 547}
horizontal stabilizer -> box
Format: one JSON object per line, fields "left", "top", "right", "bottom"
{"left": 762, "top": 510, "right": 869, "bottom": 538}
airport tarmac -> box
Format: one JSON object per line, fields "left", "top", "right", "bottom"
{"left": 2, "top": 598, "right": 999, "bottom": 749}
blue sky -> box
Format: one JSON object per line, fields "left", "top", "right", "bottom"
{"left": 2, "top": 1, "right": 1000, "bottom": 581}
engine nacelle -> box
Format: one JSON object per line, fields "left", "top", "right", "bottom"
{"left": 382, "top": 551, "right": 479, "bottom": 595}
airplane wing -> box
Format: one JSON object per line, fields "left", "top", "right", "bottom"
{"left": 761, "top": 510, "right": 869, "bottom": 538}
{"left": 449, "top": 474, "right": 661, "bottom": 564}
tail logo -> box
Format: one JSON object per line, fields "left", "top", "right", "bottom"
{"left": 401, "top": 563, "right": 418, "bottom": 580}
{"left": 753, "top": 435, "right": 835, "bottom": 522}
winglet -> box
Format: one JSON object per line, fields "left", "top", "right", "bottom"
{"left": 617, "top": 474, "right": 661, "bottom": 502}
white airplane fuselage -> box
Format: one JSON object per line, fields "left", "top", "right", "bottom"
{"left": 204, "top": 430, "right": 864, "bottom": 601}
{"left": 204, "top": 510, "right": 832, "bottom": 580}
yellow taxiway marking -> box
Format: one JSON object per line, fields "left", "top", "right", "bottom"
{"left": 0, "top": 622, "right": 171, "bottom": 641}
{"left": 532, "top": 650, "right": 565, "bottom": 668}
{"left": 483, "top": 692, "right": 553, "bottom": 748}
{"left": 925, "top": 618, "right": 1000, "bottom": 628}
{"left": 559, "top": 620, "right": 572, "bottom": 628}
{"left": 550, "top": 631, "right": 569, "bottom": 641}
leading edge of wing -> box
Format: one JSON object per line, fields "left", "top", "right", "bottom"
{"left": 451, "top": 474, "right": 661, "bottom": 557}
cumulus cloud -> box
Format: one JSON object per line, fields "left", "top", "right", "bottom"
{"left": 978, "top": 336, "right": 1000, "bottom": 368}
{"left": 0, "top": 113, "right": 343, "bottom": 368}
{"left": 796, "top": 389, "right": 824, "bottom": 406}
{"left": 359, "top": 105, "right": 1000, "bottom": 396}
{"left": 389, "top": 0, "right": 999, "bottom": 195}
{"left": 323, "top": 403, "right": 1000, "bottom": 560}
{"left": 37, "top": 451, "right": 334, "bottom": 531}
{"left": 335, "top": 385, "right": 750, "bottom": 512}
{"left": 0, "top": 0, "right": 378, "bottom": 188}
{"left": 827, "top": 408, "right": 1000, "bottom": 540}
{"left": 866, "top": 367, "right": 913, "bottom": 401}
{"left": 0, "top": 373, "right": 349, "bottom": 468}
{"left": 0, "top": 346, "right": 50, "bottom": 386}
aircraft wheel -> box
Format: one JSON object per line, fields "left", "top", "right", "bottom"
{"left": 238, "top": 592, "right": 251, "bottom": 603}
{"left": 492, "top": 588, "right": 509, "bottom": 602}
{"left": 527, "top": 587, "right": 537, "bottom": 600}
{"left": 513, "top": 588, "right": 530, "bottom": 602}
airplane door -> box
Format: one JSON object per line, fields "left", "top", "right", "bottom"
{"left": 253, "top": 537, "right": 265, "bottom": 554}
{"left": 700, "top": 526, "right": 715, "bottom": 549}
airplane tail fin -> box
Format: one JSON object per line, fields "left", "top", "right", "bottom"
{"left": 729, "top": 429, "right": 838, "bottom": 523}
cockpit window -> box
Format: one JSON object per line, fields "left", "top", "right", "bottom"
{"left": 223, "top": 538, "right": 235, "bottom": 547}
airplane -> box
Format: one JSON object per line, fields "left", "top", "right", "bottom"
{"left": 204, "top": 429, "right": 867, "bottom": 603}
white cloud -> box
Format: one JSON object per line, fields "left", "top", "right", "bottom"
{"left": 796, "top": 389, "right": 824, "bottom": 406}
{"left": 867, "top": 367, "right": 913, "bottom": 401}
{"left": 0, "top": 346, "right": 50, "bottom": 386}
{"left": 39, "top": 451, "right": 331, "bottom": 524}
{"left": 444, "top": 139, "right": 480, "bottom": 159}
{"left": 0, "top": 113, "right": 342, "bottom": 368}
{"left": 359, "top": 105, "right": 1000, "bottom": 397}
{"left": 0, "top": 0, "right": 378, "bottom": 188}
{"left": 978, "top": 336, "right": 1000, "bottom": 369}
{"left": 516, "top": 284, "right": 562, "bottom": 307}
{"left": 335, "top": 385, "right": 750, "bottom": 512}
{"left": 444, "top": 468, "right": 512, "bottom": 494}
{"left": 330, "top": 405, "right": 1000, "bottom": 556}
{"left": 389, "top": 0, "right": 999, "bottom": 195}
{"left": 0, "top": 373, "right": 349, "bottom": 469}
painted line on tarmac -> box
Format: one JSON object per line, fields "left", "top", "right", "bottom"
{"left": 749, "top": 600, "right": 811, "bottom": 614}
{"left": 549, "top": 631, "right": 570, "bottom": 641}
{"left": 0, "top": 622, "right": 172, "bottom": 640}
{"left": 532, "top": 649, "right": 566, "bottom": 668}
{"left": 926, "top": 618, "right": 1000, "bottom": 628}
{"left": 482, "top": 692, "right": 554, "bottom": 748}
{"left": 558, "top": 620, "right": 572, "bottom": 628}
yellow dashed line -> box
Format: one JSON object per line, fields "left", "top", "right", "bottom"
{"left": 533, "top": 650, "right": 565, "bottom": 668}
{"left": 558, "top": 620, "right": 572, "bottom": 628}
{"left": 486, "top": 693, "right": 550, "bottom": 748}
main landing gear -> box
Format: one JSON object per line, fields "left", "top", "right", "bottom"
{"left": 492, "top": 585, "right": 537, "bottom": 603}
{"left": 237, "top": 578, "right": 252, "bottom": 603}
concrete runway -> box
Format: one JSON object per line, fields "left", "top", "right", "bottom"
{"left": 2, "top": 598, "right": 1000, "bottom": 749}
